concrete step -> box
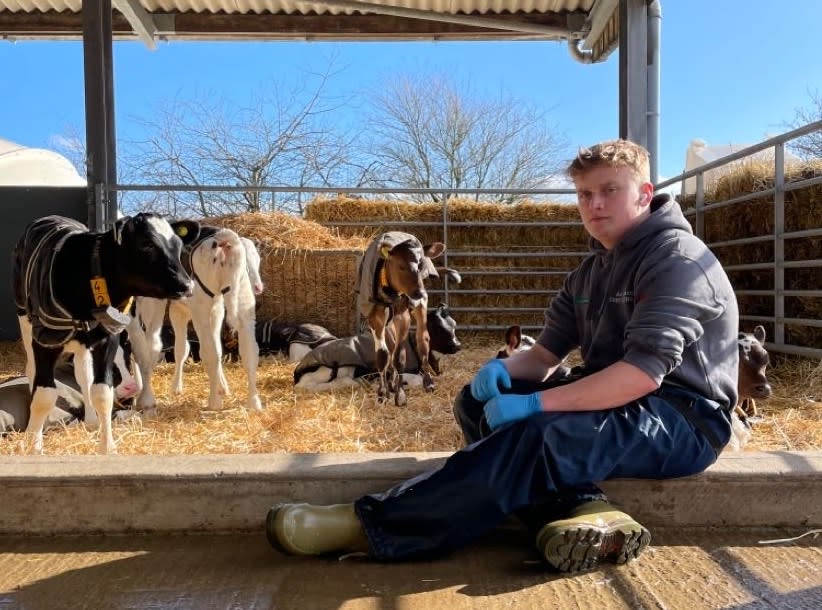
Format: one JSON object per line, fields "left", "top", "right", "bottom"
{"left": 1, "top": 450, "right": 820, "bottom": 535}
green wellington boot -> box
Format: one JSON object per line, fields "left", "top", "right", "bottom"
{"left": 266, "top": 503, "right": 371, "bottom": 556}
{"left": 535, "top": 500, "right": 651, "bottom": 573}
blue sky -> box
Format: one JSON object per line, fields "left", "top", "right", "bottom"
{"left": 2, "top": 0, "right": 821, "bottom": 183}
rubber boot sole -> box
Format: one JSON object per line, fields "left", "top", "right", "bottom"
{"left": 539, "top": 522, "right": 651, "bottom": 573}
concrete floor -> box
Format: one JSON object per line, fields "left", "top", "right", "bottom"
{"left": 1, "top": 527, "right": 820, "bottom": 610}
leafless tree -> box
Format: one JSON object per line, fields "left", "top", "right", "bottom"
{"left": 787, "top": 89, "right": 822, "bottom": 159}
{"left": 118, "top": 64, "right": 359, "bottom": 217}
{"left": 49, "top": 126, "right": 86, "bottom": 177}
{"left": 361, "top": 72, "right": 567, "bottom": 203}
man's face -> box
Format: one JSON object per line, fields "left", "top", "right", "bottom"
{"left": 573, "top": 165, "right": 654, "bottom": 249}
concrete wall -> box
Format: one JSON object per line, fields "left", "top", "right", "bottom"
{"left": 0, "top": 451, "right": 819, "bottom": 535}
{"left": 0, "top": 187, "right": 87, "bottom": 340}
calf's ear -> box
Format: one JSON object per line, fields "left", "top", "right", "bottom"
{"left": 423, "top": 242, "right": 446, "bottom": 260}
{"left": 171, "top": 220, "right": 200, "bottom": 245}
{"left": 505, "top": 325, "right": 522, "bottom": 349}
{"left": 112, "top": 216, "right": 130, "bottom": 245}
{"left": 754, "top": 325, "right": 767, "bottom": 343}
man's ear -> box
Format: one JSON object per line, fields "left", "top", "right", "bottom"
{"left": 639, "top": 182, "right": 654, "bottom": 206}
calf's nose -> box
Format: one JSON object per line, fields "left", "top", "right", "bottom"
{"left": 755, "top": 383, "right": 772, "bottom": 398}
{"left": 116, "top": 380, "right": 140, "bottom": 400}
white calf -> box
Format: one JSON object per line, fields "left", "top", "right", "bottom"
{"left": 133, "top": 227, "right": 261, "bottom": 412}
{"left": 241, "top": 236, "right": 264, "bottom": 296}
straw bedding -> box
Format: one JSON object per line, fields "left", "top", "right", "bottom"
{"left": 0, "top": 338, "right": 818, "bottom": 456}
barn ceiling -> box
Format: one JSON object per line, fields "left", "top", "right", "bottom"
{"left": 0, "top": 0, "right": 619, "bottom": 62}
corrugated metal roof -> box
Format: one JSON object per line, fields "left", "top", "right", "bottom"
{"left": 0, "top": 0, "right": 616, "bottom": 62}
{"left": 1, "top": 2, "right": 595, "bottom": 15}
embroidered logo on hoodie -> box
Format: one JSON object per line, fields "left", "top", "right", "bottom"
{"left": 609, "top": 290, "right": 634, "bottom": 304}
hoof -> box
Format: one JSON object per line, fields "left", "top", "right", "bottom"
{"left": 394, "top": 387, "right": 407, "bottom": 407}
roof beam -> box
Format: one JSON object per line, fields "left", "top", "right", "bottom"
{"left": 301, "top": 0, "right": 585, "bottom": 38}
{"left": 0, "top": 12, "right": 579, "bottom": 42}
{"left": 112, "top": 0, "right": 158, "bottom": 49}
{"left": 584, "top": 0, "right": 619, "bottom": 50}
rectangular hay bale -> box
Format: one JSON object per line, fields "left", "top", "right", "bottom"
{"left": 256, "top": 248, "right": 362, "bottom": 337}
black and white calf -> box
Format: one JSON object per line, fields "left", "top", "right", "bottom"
{"left": 131, "top": 226, "right": 261, "bottom": 412}
{"left": 496, "top": 325, "right": 536, "bottom": 359}
{"left": 294, "top": 304, "right": 461, "bottom": 391}
{"left": 0, "top": 341, "right": 141, "bottom": 434}
{"left": 256, "top": 320, "right": 336, "bottom": 361}
{"left": 12, "top": 213, "right": 198, "bottom": 453}
{"left": 159, "top": 319, "right": 335, "bottom": 364}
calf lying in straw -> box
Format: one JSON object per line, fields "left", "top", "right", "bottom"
{"left": 495, "top": 325, "right": 537, "bottom": 359}
{"left": 293, "top": 304, "right": 461, "bottom": 391}
{"left": 159, "top": 319, "right": 336, "bottom": 364}
{"left": 0, "top": 344, "right": 140, "bottom": 434}
{"left": 723, "top": 324, "right": 773, "bottom": 449}
{"left": 736, "top": 325, "right": 772, "bottom": 421}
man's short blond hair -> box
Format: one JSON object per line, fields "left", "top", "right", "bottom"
{"left": 566, "top": 139, "right": 651, "bottom": 183}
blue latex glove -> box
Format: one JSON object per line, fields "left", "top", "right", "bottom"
{"left": 470, "top": 359, "right": 512, "bottom": 401}
{"left": 483, "top": 392, "right": 543, "bottom": 431}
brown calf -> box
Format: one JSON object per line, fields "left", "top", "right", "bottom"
{"left": 356, "top": 231, "right": 450, "bottom": 406}
{"left": 496, "top": 325, "right": 537, "bottom": 359}
{"left": 736, "top": 325, "right": 772, "bottom": 421}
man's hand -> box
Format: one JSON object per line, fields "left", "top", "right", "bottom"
{"left": 470, "top": 359, "right": 511, "bottom": 401}
{"left": 483, "top": 393, "right": 542, "bottom": 430}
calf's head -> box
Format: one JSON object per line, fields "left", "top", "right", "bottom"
{"left": 115, "top": 213, "right": 200, "bottom": 299}
{"left": 738, "top": 325, "right": 772, "bottom": 401}
{"left": 427, "top": 304, "right": 461, "bottom": 355}
{"left": 381, "top": 238, "right": 446, "bottom": 305}
{"left": 496, "top": 325, "right": 536, "bottom": 359}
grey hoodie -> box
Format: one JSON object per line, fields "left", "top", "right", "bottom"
{"left": 538, "top": 194, "right": 739, "bottom": 410}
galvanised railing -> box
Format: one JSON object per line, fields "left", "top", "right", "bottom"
{"left": 115, "top": 121, "right": 822, "bottom": 357}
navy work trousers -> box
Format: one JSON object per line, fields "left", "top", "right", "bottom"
{"left": 354, "top": 378, "right": 732, "bottom": 561}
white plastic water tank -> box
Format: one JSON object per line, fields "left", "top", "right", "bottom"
{"left": 0, "top": 138, "right": 85, "bottom": 186}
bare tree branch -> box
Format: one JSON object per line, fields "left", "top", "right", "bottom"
{"left": 362, "top": 72, "right": 567, "bottom": 203}
{"left": 786, "top": 89, "right": 822, "bottom": 160}
{"left": 118, "top": 63, "right": 360, "bottom": 217}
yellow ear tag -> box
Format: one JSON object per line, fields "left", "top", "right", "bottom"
{"left": 380, "top": 244, "right": 391, "bottom": 258}
{"left": 90, "top": 277, "right": 112, "bottom": 307}
{"left": 177, "top": 226, "right": 188, "bottom": 237}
